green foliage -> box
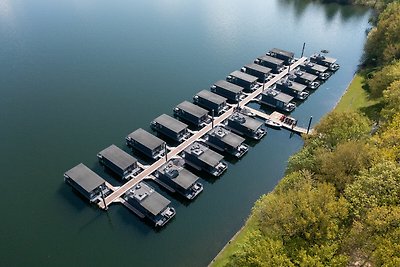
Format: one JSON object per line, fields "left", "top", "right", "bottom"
{"left": 367, "top": 60, "right": 400, "bottom": 98}
{"left": 364, "top": 2, "right": 400, "bottom": 66}
{"left": 381, "top": 80, "right": 400, "bottom": 121}
{"left": 344, "top": 160, "right": 400, "bottom": 218}
{"left": 286, "top": 139, "right": 325, "bottom": 174}
{"left": 313, "top": 111, "right": 371, "bottom": 148}
{"left": 372, "top": 113, "right": 400, "bottom": 161}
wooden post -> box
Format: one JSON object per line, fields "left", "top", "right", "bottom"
{"left": 263, "top": 74, "right": 266, "bottom": 90}
{"left": 164, "top": 143, "right": 168, "bottom": 162}
{"left": 100, "top": 186, "right": 108, "bottom": 210}
{"left": 211, "top": 109, "right": 215, "bottom": 128}
{"left": 307, "top": 116, "right": 313, "bottom": 134}
{"left": 301, "top": 42, "right": 306, "bottom": 58}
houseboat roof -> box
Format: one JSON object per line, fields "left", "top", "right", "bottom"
{"left": 185, "top": 142, "right": 224, "bottom": 167}
{"left": 159, "top": 162, "right": 198, "bottom": 190}
{"left": 229, "top": 70, "right": 258, "bottom": 83}
{"left": 278, "top": 79, "right": 308, "bottom": 92}
{"left": 257, "top": 55, "right": 284, "bottom": 65}
{"left": 214, "top": 80, "right": 244, "bottom": 94}
{"left": 302, "top": 62, "right": 328, "bottom": 72}
{"left": 230, "top": 113, "right": 263, "bottom": 131}
{"left": 176, "top": 101, "right": 209, "bottom": 118}
{"left": 263, "top": 89, "right": 294, "bottom": 104}
{"left": 243, "top": 63, "right": 272, "bottom": 75}
{"left": 127, "top": 128, "right": 165, "bottom": 150}
{"left": 196, "top": 90, "right": 227, "bottom": 105}
{"left": 98, "top": 144, "right": 138, "bottom": 170}
{"left": 269, "top": 48, "right": 294, "bottom": 58}
{"left": 65, "top": 163, "right": 105, "bottom": 192}
{"left": 291, "top": 70, "right": 318, "bottom": 82}
{"left": 210, "top": 126, "right": 245, "bottom": 148}
{"left": 153, "top": 114, "right": 188, "bottom": 134}
{"left": 129, "top": 182, "right": 171, "bottom": 216}
{"left": 311, "top": 53, "right": 337, "bottom": 64}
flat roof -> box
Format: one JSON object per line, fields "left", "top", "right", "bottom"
{"left": 270, "top": 48, "right": 294, "bottom": 58}
{"left": 257, "top": 55, "right": 284, "bottom": 65}
{"left": 278, "top": 79, "right": 307, "bottom": 92}
{"left": 159, "top": 162, "right": 198, "bottom": 190}
{"left": 65, "top": 163, "right": 105, "bottom": 192}
{"left": 127, "top": 128, "right": 165, "bottom": 150}
{"left": 312, "top": 53, "right": 337, "bottom": 64}
{"left": 291, "top": 70, "right": 317, "bottom": 82}
{"left": 98, "top": 144, "right": 137, "bottom": 170}
{"left": 302, "top": 62, "right": 328, "bottom": 72}
{"left": 185, "top": 142, "right": 224, "bottom": 167}
{"left": 230, "top": 113, "right": 263, "bottom": 131}
{"left": 129, "top": 182, "right": 170, "bottom": 216}
{"left": 229, "top": 70, "right": 258, "bottom": 83}
{"left": 153, "top": 114, "right": 188, "bottom": 133}
{"left": 176, "top": 101, "right": 209, "bottom": 118}
{"left": 214, "top": 80, "right": 244, "bottom": 94}
{"left": 243, "top": 63, "right": 272, "bottom": 75}
{"left": 263, "top": 89, "right": 294, "bottom": 103}
{"left": 196, "top": 90, "right": 227, "bottom": 105}
{"left": 210, "top": 126, "right": 245, "bottom": 148}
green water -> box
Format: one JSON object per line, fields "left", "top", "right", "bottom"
{"left": 0, "top": 0, "right": 370, "bottom": 266}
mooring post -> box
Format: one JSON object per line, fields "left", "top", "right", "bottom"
{"left": 100, "top": 186, "right": 108, "bottom": 211}
{"left": 301, "top": 42, "right": 306, "bottom": 58}
{"left": 263, "top": 74, "right": 266, "bottom": 90}
{"left": 307, "top": 116, "right": 313, "bottom": 134}
{"left": 212, "top": 109, "right": 214, "bottom": 128}
{"left": 164, "top": 143, "right": 168, "bottom": 162}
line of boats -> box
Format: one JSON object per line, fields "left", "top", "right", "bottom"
{"left": 64, "top": 48, "right": 339, "bottom": 227}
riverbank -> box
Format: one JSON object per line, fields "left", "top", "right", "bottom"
{"left": 209, "top": 73, "right": 367, "bottom": 267}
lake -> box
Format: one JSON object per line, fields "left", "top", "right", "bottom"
{"left": 0, "top": 0, "right": 370, "bottom": 266}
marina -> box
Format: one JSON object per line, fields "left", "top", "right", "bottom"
{"left": 64, "top": 53, "right": 334, "bottom": 226}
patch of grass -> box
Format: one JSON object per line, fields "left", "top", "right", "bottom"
{"left": 334, "top": 74, "right": 380, "bottom": 116}
{"left": 210, "top": 217, "right": 257, "bottom": 267}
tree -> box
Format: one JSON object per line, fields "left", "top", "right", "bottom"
{"left": 367, "top": 60, "right": 400, "bottom": 98}
{"left": 381, "top": 80, "right": 400, "bottom": 121}
{"left": 372, "top": 113, "right": 400, "bottom": 161}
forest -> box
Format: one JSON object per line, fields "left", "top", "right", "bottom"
{"left": 217, "top": 0, "right": 400, "bottom": 266}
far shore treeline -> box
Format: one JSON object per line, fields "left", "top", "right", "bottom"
{"left": 213, "top": 0, "right": 400, "bottom": 266}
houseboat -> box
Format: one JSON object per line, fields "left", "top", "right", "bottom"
{"left": 241, "top": 63, "right": 272, "bottom": 83}
{"left": 276, "top": 78, "right": 309, "bottom": 100}
{"left": 204, "top": 126, "right": 249, "bottom": 158}
{"left": 193, "top": 90, "right": 228, "bottom": 116}
{"left": 155, "top": 158, "right": 203, "bottom": 200}
{"left": 151, "top": 114, "right": 190, "bottom": 142}
{"left": 182, "top": 141, "right": 228, "bottom": 177}
{"left": 259, "top": 88, "right": 296, "bottom": 112}
{"left": 225, "top": 112, "right": 266, "bottom": 140}
{"left": 97, "top": 144, "right": 141, "bottom": 180}
{"left": 226, "top": 70, "right": 259, "bottom": 93}
{"left": 299, "top": 61, "right": 331, "bottom": 80}
{"left": 310, "top": 53, "right": 339, "bottom": 71}
{"left": 123, "top": 182, "right": 176, "bottom": 227}
{"left": 211, "top": 80, "right": 244, "bottom": 103}
{"left": 174, "top": 101, "right": 211, "bottom": 127}
{"left": 126, "top": 128, "right": 166, "bottom": 160}
{"left": 254, "top": 55, "right": 285, "bottom": 74}
{"left": 64, "top": 163, "right": 111, "bottom": 203}
{"left": 266, "top": 48, "right": 295, "bottom": 65}
{"left": 288, "top": 69, "right": 320, "bottom": 90}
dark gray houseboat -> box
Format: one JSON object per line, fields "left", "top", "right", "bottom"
{"left": 259, "top": 88, "right": 296, "bottom": 112}
{"left": 182, "top": 141, "right": 228, "bottom": 177}
{"left": 155, "top": 158, "right": 203, "bottom": 200}
{"left": 204, "top": 126, "right": 249, "bottom": 158}
{"left": 174, "top": 101, "right": 211, "bottom": 127}
{"left": 299, "top": 61, "right": 331, "bottom": 80}
{"left": 97, "top": 144, "right": 141, "bottom": 180}
{"left": 254, "top": 55, "right": 285, "bottom": 74}
{"left": 225, "top": 112, "right": 266, "bottom": 140}
{"left": 124, "top": 182, "right": 176, "bottom": 227}
{"left": 193, "top": 90, "right": 228, "bottom": 116}
{"left": 151, "top": 114, "right": 190, "bottom": 142}
{"left": 241, "top": 63, "right": 272, "bottom": 83}
{"left": 310, "top": 53, "right": 339, "bottom": 71}
{"left": 211, "top": 80, "right": 244, "bottom": 103}
{"left": 126, "top": 128, "right": 166, "bottom": 160}
{"left": 226, "top": 70, "right": 259, "bottom": 92}
{"left": 266, "top": 48, "right": 295, "bottom": 65}
{"left": 64, "top": 163, "right": 111, "bottom": 203}
{"left": 288, "top": 69, "right": 320, "bottom": 90}
{"left": 276, "top": 78, "right": 309, "bottom": 100}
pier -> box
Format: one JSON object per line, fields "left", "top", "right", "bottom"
{"left": 99, "top": 57, "right": 308, "bottom": 209}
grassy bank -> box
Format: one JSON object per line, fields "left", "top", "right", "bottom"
{"left": 210, "top": 73, "right": 368, "bottom": 267}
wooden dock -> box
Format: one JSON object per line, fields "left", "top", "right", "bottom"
{"left": 245, "top": 107, "right": 312, "bottom": 135}
{"left": 98, "top": 57, "right": 308, "bottom": 209}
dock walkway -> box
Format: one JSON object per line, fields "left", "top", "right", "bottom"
{"left": 99, "top": 57, "right": 307, "bottom": 209}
